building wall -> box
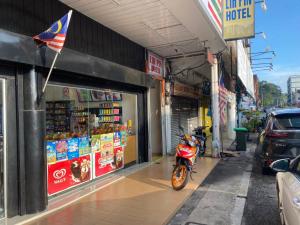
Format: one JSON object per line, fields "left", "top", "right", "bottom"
{"left": 287, "top": 75, "right": 300, "bottom": 105}
{"left": 0, "top": 0, "right": 145, "bottom": 71}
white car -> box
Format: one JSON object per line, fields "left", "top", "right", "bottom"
{"left": 271, "top": 156, "right": 300, "bottom": 225}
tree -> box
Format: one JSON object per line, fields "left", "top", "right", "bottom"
{"left": 259, "top": 81, "right": 284, "bottom": 107}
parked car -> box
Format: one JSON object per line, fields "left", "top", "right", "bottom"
{"left": 270, "top": 156, "right": 300, "bottom": 225}
{"left": 257, "top": 108, "right": 300, "bottom": 174}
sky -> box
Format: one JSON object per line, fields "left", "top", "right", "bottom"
{"left": 252, "top": 0, "right": 300, "bottom": 93}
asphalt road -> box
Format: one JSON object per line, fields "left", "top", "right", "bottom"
{"left": 241, "top": 152, "right": 281, "bottom": 225}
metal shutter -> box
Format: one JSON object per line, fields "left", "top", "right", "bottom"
{"left": 170, "top": 97, "right": 198, "bottom": 153}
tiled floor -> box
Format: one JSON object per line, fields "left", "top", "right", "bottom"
{"left": 17, "top": 157, "right": 218, "bottom": 225}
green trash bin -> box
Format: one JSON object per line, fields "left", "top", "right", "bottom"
{"left": 234, "top": 127, "right": 248, "bottom": 151}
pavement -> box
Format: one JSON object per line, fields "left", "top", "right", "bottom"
{"left": 168, "top": 134, "right": 280, "bottom": 225}
{"left": 7, "top": 157, "right": 218, "bottom": 225}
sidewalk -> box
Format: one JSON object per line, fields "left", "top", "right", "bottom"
{"left": 9, "top": 157, "right": 218, "bottom": 225}
{"left": 168, "top": 136, "right": 256, "bottom": 225}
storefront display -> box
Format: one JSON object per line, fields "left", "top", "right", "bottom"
{"left": 45, "top": 86, "right": 136, "bottom": 196}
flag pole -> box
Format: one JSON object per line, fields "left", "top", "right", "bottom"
{"left": 42, "top": 52, "right": 59, "bottom": 93}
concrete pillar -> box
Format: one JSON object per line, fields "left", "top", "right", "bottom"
{"left": 211, "top": 57, "right": 220, "bottom": 157}
{"left": 23, "top": 67, "right": 47, "bottom": 213}
{"left": 227, "top": 94, "right": 236, "bottom": 140}
{"left": 165, "top": 81, "right": 172, "bottom": 154}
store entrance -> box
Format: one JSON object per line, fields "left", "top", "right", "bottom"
{"left": 45, "top": 85, "right": 138, "bottom": 196}
{"left": 0, "top": 79, "right": 5, "bottom": 218}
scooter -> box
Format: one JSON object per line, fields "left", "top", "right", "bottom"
{"left": 193, "top": 126, "right": 207, "bottom": 156}
{"left": 171, "top": 126, "right": 199, "bottom": 191}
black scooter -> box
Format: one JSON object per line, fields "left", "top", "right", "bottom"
{"left": 192, "top": 126, "right": 207, "bottom": 156}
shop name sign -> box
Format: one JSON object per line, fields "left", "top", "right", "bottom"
{"left": 172, "top": 82, "right": 200, "bottom": 99}
{"left": 223, "top": 0, "right": 255, "bottom": 40}
{"left": 146, "top": 51, "right": 163, "bottom": 78}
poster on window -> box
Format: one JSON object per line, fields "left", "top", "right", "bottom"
{"left": 48, "top": 160, "right": 71, "bottom": 195}
{"left": 47, "top": 141, "right": 57, "bottom": 164}
{"left": 91, "top": 135, "right": 101, "bottom": 152}
{"left": 112, "top": 93, "right": 122, "bottom": 101}
{"left": 69, "top": 154, "right": 92, "bottom": 186}
{"left": 79, "top": 136, "right": 91, "bottom": 156}
{"left": 114, "top": 146, "right": 124, "bottom": 169}
{"left": 113, "top": 132, "right": 121, "bottom": 147}
{"left": 94, "top": 150, "right": 115, "bottom": 178}
{"left": 67, "top": 138, "right": 79, "bottom": 160}
{"left": 56, "top": 140, "right": 68, "bottom": 161}
{"left": 91, "top": 91, "right": 106, "bottom": 101}
{"left": 76, "top": 89, "right": 92, "bottom": 102}
{"left": 100, "top": 133, "right": 114, "bottom": 152}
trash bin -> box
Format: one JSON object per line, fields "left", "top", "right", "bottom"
{"left": 234, "top": 127, "right": 248, "bottom": 151}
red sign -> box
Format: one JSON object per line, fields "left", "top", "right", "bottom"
{"left": 146, "top": 51, "right": 163, "bottom": 79}
{"left": 47, "top": 155, "right": 92, "bottom": 196}
{"left": 94, "top": 151, "right": 115, "bottom": 178}
{"left": 69, "top": 155, "right": 91, "bottom": 186}
{"left": 48, "top": 160, "right": 71, "bottom": 195}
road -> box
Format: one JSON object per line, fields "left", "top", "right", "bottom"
{"left": 241, "top": 153, "right": 281, "bottom": 225}
{"left": 168, "top": 137, "right": 282, "bottom": 225}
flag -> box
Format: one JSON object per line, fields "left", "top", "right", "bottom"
{"left": 33, "top": 10, "right": 72, "bottom": 53}
{"left": 219, "top": 72, "right": 228, "bottom": 125}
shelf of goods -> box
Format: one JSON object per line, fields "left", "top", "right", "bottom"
{"left": 46, "top": 101, "right": 73, "bottom": 133}
{"left": 98, "top": 101, "right": 122, "bottom": 124}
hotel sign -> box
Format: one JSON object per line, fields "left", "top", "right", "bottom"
{"left": 223, "top": 0, "right": 255, "bottom": 40}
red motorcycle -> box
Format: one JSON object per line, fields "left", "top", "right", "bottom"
{"left": 171, "top": 132, "right": 199, "bottom": 190}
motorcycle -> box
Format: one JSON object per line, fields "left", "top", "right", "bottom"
{"left": 193, "top": 126, "right": 207, "bottom": 157}
{"left": 171, "top": 126, "right": 200, "bottom": 191}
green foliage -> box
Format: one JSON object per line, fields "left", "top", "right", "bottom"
{"left": 259, "top": 81, "right": 286, "bottom": 107}
{"left": 241, "top": 111, "right": 262, "bottom": 132}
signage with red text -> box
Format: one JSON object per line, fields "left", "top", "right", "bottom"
{"left": 48, "top": 160, "right": 71, "bottom": 195}
{"left": 47, "top": 154, "right": 92, "bottom": 196}
{"left": 94, "top": 151, "right": 115, "bottom": 177}
{"left": 146, "top": 51, "right": 163, "bottom": 78}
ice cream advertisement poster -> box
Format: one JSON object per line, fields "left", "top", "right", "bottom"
{"left": 56, "top": 140, "right": 68, "bottom": 161}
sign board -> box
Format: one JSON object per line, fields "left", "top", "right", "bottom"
{"left": 201, "top": 0, "right": 223, "bottom": 33}
{"left": 48, "top": 154, "right": 91, "bottom": 195}
{"left": 146, "top": 51, "right": 163, "bottom": 79}
{"left": 237, "top": 40, "right": 254, "bottom": 98}
{"left": 223, "top": 0, "right": 255, "bottom": 40}
{"left": 172, "top": 82, "right": 201, "bottom": 99}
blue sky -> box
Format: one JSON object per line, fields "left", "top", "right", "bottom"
{"left": 252, "top": 0, "right": 300, "bottom": 93}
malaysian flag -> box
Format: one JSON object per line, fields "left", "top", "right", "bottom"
{"left": 33, "top": 10, "right": 72, "bottom": 53}
{"left": 219, "top": 72, "right": 228, "bottom": 125}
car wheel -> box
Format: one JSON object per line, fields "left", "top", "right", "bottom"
{"left": 277, "top": 182, "right": 285, "bottom": 225}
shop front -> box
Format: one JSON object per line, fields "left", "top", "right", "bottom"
{"left": 45, "top": 84, "right": 139, "bottom": 196}
{"left": 0, "top": 2, "right": 152, "bottom": 215}
{"left": 170, "top": 82, "right": 201, "bottom": 152}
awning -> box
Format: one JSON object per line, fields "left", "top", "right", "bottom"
{"left": 60, "top": 0, "right": 226, "bottom": 58}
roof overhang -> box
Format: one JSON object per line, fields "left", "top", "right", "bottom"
{"left": 60, "top": 0, "right": 226, "bottom": 58}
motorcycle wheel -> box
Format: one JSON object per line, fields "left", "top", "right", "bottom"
{"left": 171, "top": 164, "right": 189, "bottom": 191}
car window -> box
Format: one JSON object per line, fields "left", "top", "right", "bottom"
{"left": 273, "top": 114, "right": 300, "bottom": 130}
